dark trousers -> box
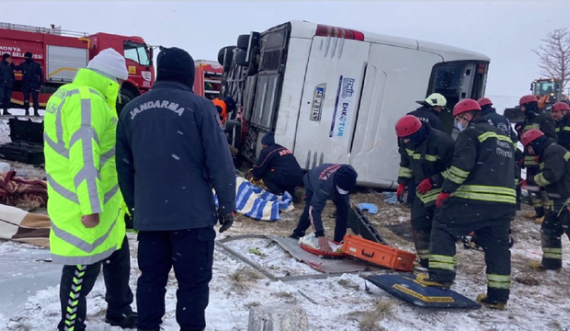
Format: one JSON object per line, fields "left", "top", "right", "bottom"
{"left": 292, "top": 188, "right": 348, "bottom": 243}
{"left": 0, "top": 87, "right": 11, "bottom": 113}
{"left": 527, "top": 167, "right": 545, "bottom": 217}
{"left": 428, "top": 200, "right": 513, "bottom": 303}
{"left": 263, "top": 171, "right": 297, "bottom": 198}
{"left": 57, "top": 236, "right": 134, "bottom": 331}
{"left": 407, "top": 178, "right": 416, "bottom": 205}
{"left": 22, "top": 87, "right": 40, "bottom": 113}
{"left": 137, "top": 227, "right": 215, "bottom": 331}
{"left": 411, "top": 198, "right": 436, "bottom": 267}
{"left": 540, "top": 200, "right": 570, "bottom": 269}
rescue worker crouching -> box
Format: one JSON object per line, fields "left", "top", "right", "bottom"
{"left": 521, "top": 129, "right": 570, "bottom": 271}
{"left": 517, "top": 95, "right": 557, "bottom": 223}
{"left": 252, "top": 131, "right": 304, "bottom": 198}
{"left": 44, "top": 48, "right": 136, "bottom": 330}
{"left": 394, "top": 115, "right": 455, "bottom": 271}
{"left": 289, "top": 164, "right": 358, "bottom": 253}
{"left": 420, "top": 99, "right": 516, "bottom": 310}
{"left": 551, "top": 101, "right": 570, "bottom": 151}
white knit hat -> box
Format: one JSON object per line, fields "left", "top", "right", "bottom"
{"left": 87, "top": 48, "right": 129, "bottom": 80}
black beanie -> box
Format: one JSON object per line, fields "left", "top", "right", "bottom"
{"left": 24, "top": 52, "right": 32, "bottom": 58}
{"left": 156, "top": 47, "right": 195, "bottom": 89}
{"left": 224, "top": 97, "right": 236, "bottom": 112}
{"left": 261, "top": 132, "right": 275, "bottom": 146}
{"left": 2, "top": 53, "right": 10, "bottom": 60}
{"left": 334, "top": 165, "right": 358, "bottom": 191}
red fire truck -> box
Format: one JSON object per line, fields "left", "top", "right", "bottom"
{"left": 0, "top": 22, "right": 155, "bottom": 113}
{"left": 193, "top": 60, "right": 223, "bottom": 99}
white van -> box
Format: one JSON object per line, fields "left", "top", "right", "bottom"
{"left": 218, "top": 20, "right": 490, "bottom": 189}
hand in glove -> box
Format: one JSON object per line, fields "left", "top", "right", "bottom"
{"left": 416, "top": 178, "right": 433, "bottom": 194}
{"left": 218, "top": 210, "right": 235, "bottom": 233}
{"left": 435, "top": 192, "right": 451, "bottom": 208}
{"left": 396, "top": 183, "right": 406, "bottom": 201}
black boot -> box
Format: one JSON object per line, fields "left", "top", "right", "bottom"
{"left": 33, "top": 109, "right": 40, "bottom": 117}
{"left": 2, "top": 109, "right": 11, "bottom": 115}
{"left": 105, "top": 311, "right": 137, "bottom": 329}
{"left": 25, "top": 109, "right": 29, "bottom": 116}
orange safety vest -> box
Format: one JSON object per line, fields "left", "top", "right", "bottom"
{"left": 212, "top": 98, "right": 228, "bottom": 124}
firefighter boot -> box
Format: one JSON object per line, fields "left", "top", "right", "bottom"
{"left": 529, "top": 260, "right": 561, "bottom": 272}
{"left": 2, "top": 108, "right": 11, "bottom": 116}
{"left": 413, "top": 262, "right": 428, "bottom": 274}
{"left": 105, "top": 311, "right": 137, "bottom": 329}
{"left": 33, "top": 107, "right": 39, "bottom": 117}
{"left": 476, "top": 294, "right": 506, "bottom": 310}
{"left": 416, "top": 273, "right": 451, "bottom": 289}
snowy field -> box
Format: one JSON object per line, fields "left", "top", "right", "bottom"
{"left": 2, "top": 99, "right": 570, "bottom": 331}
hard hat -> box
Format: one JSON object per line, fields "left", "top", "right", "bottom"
{"left": 417, "top": 93, "right": 447, "bottom": 107}
{"left": 552, "top": 102, "right": 570, "bottom": 112}
{"left": 519, "top": 95, "right": 538, "bottom": 105}
{"left": 453, "top": 99, "right": 481, "bottom": 117}
{"left": 521, "top": 129, "right": 544, "bottom": 147}
{"left": 477, "top": 97, "right": 493, "bottom": 107}
{"left": 395, "top": 115, "right": 422, "bottom": 138}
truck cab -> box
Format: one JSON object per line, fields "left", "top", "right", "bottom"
{"left": 219, "top": 20, "right": 489, "bottom": 189}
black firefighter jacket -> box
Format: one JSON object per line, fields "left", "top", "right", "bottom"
{"left": 555, "top": 114, "right": 570, "bottom": 152}
{"left": 304, "top": 163, "right": 353, "bottom": 237}
{"left": 533, "top": 140, "right": 570, "bottom": 204}
{"left": 252, "top": 143, "right": 304, "bottom": 188}
{"left": 521, "top": 112, "right": 557, "bottom": 168}
{"left": 482, "top": 106, "right": 518, "bottom": 144}
{"left": 407, "top": 106, "right": 443, "bottom": 131}
{"left": 442, "top": 118, "right": 516, "bottom": 206}
{"left": 397, "top": 127, "right": 455, "bottom": 206}
{"left": 116, "top": 81, "right": 236, "bottom": 231}
{"left": 17, "top": 60, "right": 44, "bottom": 89}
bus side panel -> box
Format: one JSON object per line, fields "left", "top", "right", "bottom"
{"left": 271, "top": 37, "right": 313, "bottom": 154}
{"left": 349, "top": 44, "right": 442, "bottom": 189}
{"left": 293, "top": 37, "right": 369, "bottom": 169}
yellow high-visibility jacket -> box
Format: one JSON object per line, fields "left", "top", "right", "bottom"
{"left": 44, "top": 68, "right": 125, "bottom": 265}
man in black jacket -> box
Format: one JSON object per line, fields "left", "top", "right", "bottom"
{"left": 478, "top": 97, "right": 518, "bottom": 143}
{"left": 18, "top": 52, "right": 44, "bottom": 116}
{"left": 0, "top": 53, "right": 15, "bottom": 115}
{"left": 252, "top": 132, "right": 303, "bottom": 198}
{"left": 116, "top": 47, "right": 236, "bottom": 331}
{"left": 521, "top": 129, "right": 570, "bottom": 271}
{"left": 395, "top": 115, "right": 455, "bottom": 270}
{"left": 420, "top": 99, "right": 516, "bottom": 310}
{"left": 551, "top": 102, "right": 570, "bottom": 151}
{"left": 289, "top": 164, "right": 358, "bottom": 252}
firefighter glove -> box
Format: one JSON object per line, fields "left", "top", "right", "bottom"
{"left": 396, "top": 183, "right": 406, "bottom": 201}
{"left": 218, "top": 210, "right": 235, "bottom": 233}
{"left": 435, "top": 192, "right": 451, "bottom": 208}
{"left": 416, "top": 178, "right": 433, "bottom": 194}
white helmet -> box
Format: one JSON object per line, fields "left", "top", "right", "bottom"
{"left": 417, "top": 93, "right": 447, "bottom": 108}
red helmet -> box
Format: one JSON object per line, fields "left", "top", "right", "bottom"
{"left": 552, "top": 102, "right": 570, "bottom": 112}
{"left": 521, "top": 129, "right": 544, "bottom": 147}
{"left": 395, "top": 115, "right": 422, "bottom": 138}
{"left": 477, "top": 97, "right": 493, "bottom": 107}
{"left": 453, "top": 99, "right": 481, "bottom": 117}
{"left": 519, "top": 95, "right": 538, "bottom": 105}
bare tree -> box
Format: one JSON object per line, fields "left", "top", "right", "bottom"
{"left": 533, "top": 28, "right": 570, "bottom": 88}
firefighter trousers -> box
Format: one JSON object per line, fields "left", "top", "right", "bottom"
{"left": 57, "top": 236, "right": 134, "bottom": 331}
{"left": 22, "top": 87, "right": 40, "bottom": 114}
{"left": 540, "top": 200, "right": 570, "bottom": 269}
{"left": 411, "top": 197, "right": 436, "bottom": 268}
{"left": 527, "top": 167, "right": 546, "bottom": 217}
{"left": 428, "top": 200, "right": 513, "bottom": 303}
{"left": 136, "top": 227, "right": 215, "bottom": 331}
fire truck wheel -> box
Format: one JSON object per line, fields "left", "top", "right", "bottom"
{"left": 237, "top": 34, "right": 250, "bottom": 50}
{"left": 235, "top": 49, "right": 249, "bottom": 67}
{"left": 218, "top": 46, "right": 236, "bottom": 67}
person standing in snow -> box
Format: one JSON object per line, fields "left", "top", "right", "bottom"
{"left": 419, "top": 99, "right": 515, "bottom": 310}
{"left": 394, "top": 115, "right": 455, "bottom": 271}
{"left": 116, "top": 46, "right": 236, "bottom": 331}
{"left": 18, "top": 51, "right": 44, "bottom": 116}
{"left": 289, "top": 164, "right": 358, "bottom": 253}
{"left": 252, "top": 131, "right": 304, "bottom": 198}
{"left": 44, "top": 48, "right": 136, "bottom": 330}
{"left": 0, "top": 53, "right": 15, "bottom": 115}
{"left": 520, "top": 129, "right": 570, "bottom": 271}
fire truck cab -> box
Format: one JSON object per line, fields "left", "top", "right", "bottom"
{"left": 219, "top": 20, "right": 490, "bottom": 189}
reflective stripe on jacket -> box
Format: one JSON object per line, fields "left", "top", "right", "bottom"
{"left": 442, "top": 118, "right": 516, "bottom": 205}
{"left": 535, "top": 141, "right": 570, "bottom": 203}
{"left": 44, "top": 68, "right": 125, "bottom": 265}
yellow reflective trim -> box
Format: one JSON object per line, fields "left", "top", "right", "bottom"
{"left": 428, "top": 262, "right": 455, "bottom": 271}
{"left": 450, "top": 166, "right": 469, "bottom": 178}
{"left": 563, "top": 127, "right": 570, "bottom": 132}
{"left": 525, "top": 124, "right": 540, "bottom": 131}
{"left": 405, "top": 149, "right": 438, "bottom": 161}
{"left": 398, "top": 167, "right": 413, "bottom": 178}
{"left": 456, "top": 185, "right": 516, "bottom": 196}
{"left": 543, "top": 247, "right": 562, "bottom": 253}
{"left": 534, "top": 173, "right": 550, "bottom": 187}
{"left": 543, "top": 253, "right": 562, "bottom": 259}
{"left": 452, "top": 192, "right": 516, "bottom": 204}
{"left": 417, "top": 188, "right": 441, "bottom": 204}
{"left": 556, "top": 127, "right": 561, "bottom": 133}
{"left": 430, "top": 254, "right": 456, "bottom": 263}
{"left": 478, "top": 132, "right": 513, "bottom": 144}
{"left": 565, "top": 152, "right": 570, "bottom": 161}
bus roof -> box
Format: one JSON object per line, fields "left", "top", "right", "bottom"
{"left": 286, "top": 20, "right": 490, "bottom": 63}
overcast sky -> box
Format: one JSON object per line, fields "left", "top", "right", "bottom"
{"left": 3, "top": 1, "right": 568, "bottom": 104}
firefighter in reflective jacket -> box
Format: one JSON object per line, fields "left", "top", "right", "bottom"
{"left": 395, "top": 115, "right": 455, "bottom": 270}
{"left": 521, "top": 129, "right": 570, "bottom": 271}
{"left": 517, "top": 95, "right": 558, "bottom": 223}
{"left": 551, "top": 102, "right": 570, "bottom": 151}
{"left": 419, "top": 99, "right": 516, "bottom": 310}
{"left": 44, "top": 49, "right": 136, "bottom": 330}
